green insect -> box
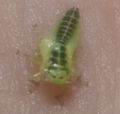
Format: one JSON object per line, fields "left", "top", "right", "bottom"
{"left": 31, "top": 7, "right": 80, "bottom": 84}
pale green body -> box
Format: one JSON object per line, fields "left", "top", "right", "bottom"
{"left": 31, "top": 8, "right": 80, "bottom": 84}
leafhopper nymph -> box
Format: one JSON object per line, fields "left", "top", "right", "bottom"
{"left": 31, "top": 7, "right": 80, "bottom": 84}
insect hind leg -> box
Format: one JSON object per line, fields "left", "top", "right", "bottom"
{"left": 29, "top": 72, "right": 42, "bottom": 84}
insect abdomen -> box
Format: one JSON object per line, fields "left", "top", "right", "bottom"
{"left": 48, "top": 44, "right": 68, "bottom": 76}
{"left": 45, "top": 8, "right": 79, "bottom": 84}
{"left": 56, "top": 7, "right": 79, "bottom": 44}
{"left": 31, "top": 7, "right": 80, "bottom": 84}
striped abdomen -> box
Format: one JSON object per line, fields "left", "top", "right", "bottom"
{"left": 48, "top": 44, "right": 68, "bottom": 80}
{"left": 56, "top": 7, "right": 79, "bottom": 44}
{"left": 46, "top": 8, "right": 79, "bottom": 84}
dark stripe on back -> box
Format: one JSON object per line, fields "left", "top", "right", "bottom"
{"left": 56, "top": 7, "right": 79, "bottom": 44}
{"left": 48, "top": 8, "right": 79, "bottom": 73}
{"left": 51, "top": 49, "right": 59, "bottom": 57}
{"left": 60, "top": 51, "right": 66, "bottom": 58}
{"left": 50, "top": 57, "right": 58, "bottom": 64}
{"left": 60, "top": 45, "right": 65, "bottom": 51}
{"left": 60, "top": 59, "right": 67, "bottom": 65}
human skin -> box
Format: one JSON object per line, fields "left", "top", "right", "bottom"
{"left": 0, "top": 0, "right": 120, "bottom": 114}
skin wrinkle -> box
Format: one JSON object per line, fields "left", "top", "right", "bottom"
{"left": 0, "top": 0, "right": 119, "bottom": 114}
